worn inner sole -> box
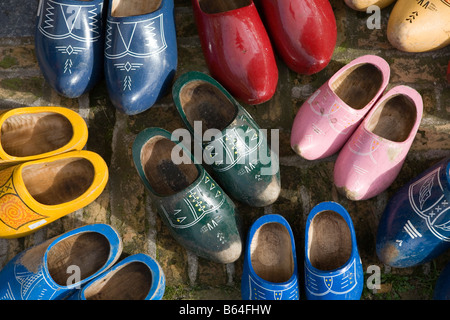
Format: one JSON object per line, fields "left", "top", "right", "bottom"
{"left": 22, "top": 158, "right": 95, "bottom": 206}
{"left": 331, "top": 64, "right": 383, "bottom": 110}
{"left": 179, "top": 80, "right": 237, "bottom": 134}
{"left": 1, "top": 112, "right": 73, "bottom": 157}
{"left": 198, "top": 0, "right": 252, "bottom": 14}
{"left": 47, "top": 232, "right": 110, "bottom": 286}
{"left": 366, "top": 94, "right": 416, "bottom": 142}
{"left": 84, "top": 261, "right": 152, "bottom": 300}
{"left": 111, "top": 0, "right": 162, "bottom": 17}
{"left": 308, "top": 211, "right": 352, "bottom": 271}
{"left": 141, "top": 136, "right": 199, "bottom": 196}
{"left": 250, "top": 222, "right": 294, "bottom": 283}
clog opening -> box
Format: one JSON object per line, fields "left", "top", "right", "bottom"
{"left": 331, "top": 63, "right": 383, "bottom": 110}
{"left": 250, "top": 222, "right": 294, "bottom": 283}
{"left": 366, "top": 94, "right": 417, "bottom": 142}
{"left": 1, "top": 112, "right": 73, "bottom": 157}
{"left": 198, "top": 0, "right": 252, "bottom": 14}
{"left": 179, "top": 80, "right": 237, "bottom": 134}
{"left": 141, "top": 135, "right": 199, "bottom": 196}
{"left": 111, "top": 0, "right": 162, "bottom": 17}
{"left": 47, "top": 232, "right": 110, "bottom": 286}
{"left": 308, "top": 211, "right": 352, "bottom": 271}
{"left": 22, "top": 157, "right": 95, "bottom": 206}
{"left": 83, "top": 261, "right": 153, "bottom": 300}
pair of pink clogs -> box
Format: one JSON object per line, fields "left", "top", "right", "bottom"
{"left": 291, "top": 55, "right": 423, "bottom": 201}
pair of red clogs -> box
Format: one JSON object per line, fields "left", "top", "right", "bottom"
{"left": 191, "top": 0, "right": 337, "bottom": 105}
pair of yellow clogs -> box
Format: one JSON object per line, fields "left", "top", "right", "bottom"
{"left": 0, "top": 107, "right": 108, "bottom": 239}
{"left": 345, "top": 0, "right": 450, "bottom": 53}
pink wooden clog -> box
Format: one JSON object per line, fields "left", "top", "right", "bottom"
{"left": 334, "top": 85, "right": 423, "bottom": 201}
{"left": 290, "top": 55, "right": 390, "bottom": 160}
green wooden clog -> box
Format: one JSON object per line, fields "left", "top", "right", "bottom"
{"left": 172, "top": 71, "right": 280, "bottom": 207}
{"left": 132, "top": 127, "right": 242, "bottom": 264}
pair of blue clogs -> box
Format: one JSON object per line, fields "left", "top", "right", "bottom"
{"left": 35, "top": 0, "right": 177, "bottom": 115}
{"left": 241, "top": 202, "right": 364, "bottom": 300}
{"left": 0, "top": 224, "right": 165, "bottom": 300}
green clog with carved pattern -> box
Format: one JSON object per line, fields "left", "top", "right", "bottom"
{"left": 132, "top": 127, "right": 242, "bottom": 264}
{"left": 172, "top": 71, "right": 280, "bottom": 207}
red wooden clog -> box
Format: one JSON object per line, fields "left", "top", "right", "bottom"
{"left": 259, "top": 0, "right": 337, "bottom": 75}
{"left": 191, "top": 0, "right": 278, "bottom": 105}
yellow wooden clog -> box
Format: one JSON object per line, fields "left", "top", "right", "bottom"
{"left": 387, "top": 0, "right": 450, "bottom": 52}
{"left": 0, "top": 150, "right": 108, "bottom": 239}
{"left": 344, "top": 0, "right": 396, "bottom": 11}
{"left": 0, "top": 106, "right": 88, "bottom": 168}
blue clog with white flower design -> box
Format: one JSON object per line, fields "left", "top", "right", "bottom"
{"left": 68, "top": 253, "right": 165, "bottom": 300}
{"left": 241, "top": 214, "right": 299, "bottom": 300}
{"left": 304, "top": 202, "right": 363, "bottom": 300}
{"left": 376, "top": 157, "right": 450, "bottom": 268}
{"left": 104, "top": 0, "right": 177, "bottom": 115}
{"left": 35, "top": 0, "right": 105, "bottom": 98}
{"left": 0, "top": 224, "right": 122, "bottom": 300}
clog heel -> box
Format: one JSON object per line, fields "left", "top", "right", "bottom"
{"left": 132, "top": 127, "right": 242, "bottom": 264}
{"left": 0, "top": 224, "right": 122, "bottom": 300}
{"left": 241, "top": 214, "right": 299, "bottom": 300}
{"left": 304, "top": 202, "right": 363, "bottom": 300}
{"left": 0, "top": 107, "right": 87, "bottom": 169}
{"left": 172, "top": 71, "right": 280, "bottom": 207}
{"left": 376, "top": 157, "right": 450, "bottom": 268}
{"left": 35, "top": 0, "right": 104, "bottom": 98}
{"left": 344, "top": 0, "right": 396, "bottom": 11}
{"left": 290, "top": 55, "right": 390, "bottom": 160}
{"left": 334, "top": 85, "right": 423, "bottom": 201}
{"left": 0, "top": 150, "right": 109, "bottom": 239}
{"left": 104, "top": 0, "right": 177, "bottom": 115}
{"left": 259, "top": 0, "right": 337, "bottom": 75}
{"left": 387, "top": 0, "right": 450, "bottom": 52}
{"left": 68, "top": 254, "right": 165, "bottom": 300}
{"left": 191, "top": 0, "right": 278, "bottom": 105}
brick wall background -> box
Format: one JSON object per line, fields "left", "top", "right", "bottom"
{"left": 0, "top": 0, "right": 449, "bottom": 299}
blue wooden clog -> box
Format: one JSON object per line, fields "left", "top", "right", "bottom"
{"left": 0, "top": 224, "right": 122, "bottom": 300}
{"left": 434, "top": 261, "right": 450, "bottom": 300}
{"left": 104, "top": 0, "right": 177, "bottom": 115}
{"left": 376, "top": 157, "right": 450, "bottom": 268}
{"left": 241, "top": 214, "right": 299, "bottom": 300}
{"left": 172, "top": 71, "right": 281, "bottom": 207}
{"left": 132, "top": 127, "right": 242, "bottom": 264}
{"left": 68, "top": 253, "right": 165, "bottom": 300}
{"left": 35, "top": 0, "right": 105, "bottom": 98}
{"left": 304, "top": 202, "right": 363, "bottom": 300}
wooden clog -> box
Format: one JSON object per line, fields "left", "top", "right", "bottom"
{"left": 68, "top": 253, "right": 165, "bottom": 300}
{"left": 35, "top": 0, "right": 104, "bottom": 98}
{"left": 344, "top": 0, "right": 396, "bottom": 11}
{"left": 0, "top": 224, "right": 122, "bottom": 300}
{"left": 259, "top": 0, "right": 337, "bottom": 75}
{"left": 191, "top": 0, "right": 278, "bottom": 105}
{"left": 304, "top": 202, "right": 363, "bottom": 300}
{"left": 132, "top": 127, "right": 242, "bottom": 264}
{"left": 0, "top": 150, "right": 109, "bottom": 239}
{"left": 0, "top": 107, "right": 87, "bottom": 169}
{"left": 172, "top": 71, "right": 281, "bottom": 207}
{"left": 241, "top": 214, "right": 299, "bottom": 300}
{"left": 104, "top": 0, "right": 177, "bottom": 115}
{"left": 387, "top": 0, "right": 450, "bottom": 52}
{"left": 334, "top": 85, "right": 423, "bottom": 201}
{"left": 290, "top": 55, "right": 390, "bottom": 160}
{"left": 376, "top": 157, "right": 450, "bottom": 268}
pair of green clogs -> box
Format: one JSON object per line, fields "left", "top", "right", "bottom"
{"left": 132, "top": 71, "right": 280, "bottom": 264}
